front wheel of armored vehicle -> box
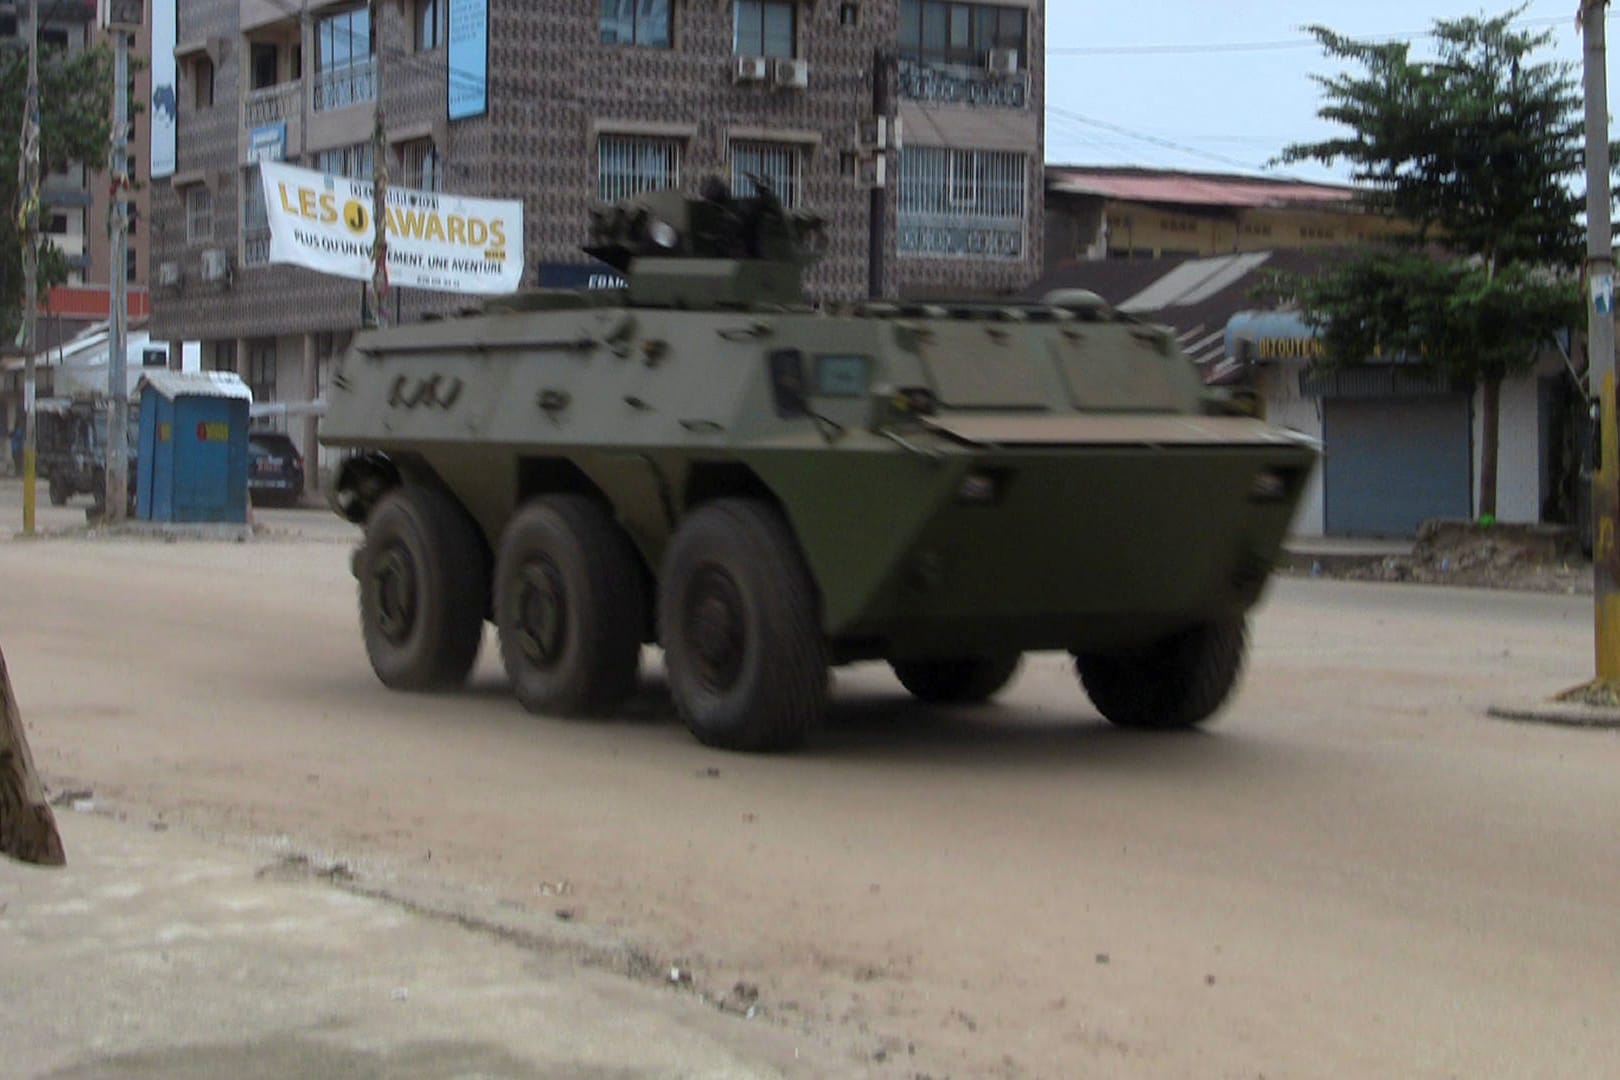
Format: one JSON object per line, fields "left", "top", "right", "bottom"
{"left": 358, "top": 485, "right": 489, "bottom": 691}
{"left": 659, "top": 499, "right": 827, "bottom": 752}
{"left": 890, "top": 654, "right": 1023, "bottom": 705}
{"left": 1074, "top": 619, "right": 1247, "bottom": 730}
{"left": 494, "top": 495, "right": 646, "bottom": 717}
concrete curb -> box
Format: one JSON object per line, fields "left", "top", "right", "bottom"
{"left": 1486, "top": 702, "right": 1620, "bottom": 729}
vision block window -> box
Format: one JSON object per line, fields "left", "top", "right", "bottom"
{"left": 898, "top": 0, "right": 1026, "bottom": 69}
{"left": 734, "top": 0, "right": 794, "bottom": 58}
{"left": 600, "top": 0, "right": 671, "bottom": 48}
{"left": 598, "top": 135, "right": 681, "bottom": 203}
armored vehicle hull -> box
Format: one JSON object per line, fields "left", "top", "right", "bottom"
{"left": 324, "top": 188, "right": 1316, "bottom": 750}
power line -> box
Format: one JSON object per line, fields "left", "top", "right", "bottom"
{"left": 1048, "top": 12, "right": 1594, "bottom": 57}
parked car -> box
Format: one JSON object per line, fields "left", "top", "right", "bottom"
{"left": 247, "top": 431, "right": 305, "bottom": 506}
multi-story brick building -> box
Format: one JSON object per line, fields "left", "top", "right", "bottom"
{"left": 149, "top": 0, "right": 1046, "bottom": 484}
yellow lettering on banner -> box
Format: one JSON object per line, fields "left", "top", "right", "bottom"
{"left": 298, "top": 188, "right": 317, "bottom": 218}
{"left": 319, "top": 191, "right": 338, "bottom": 225}
{"left": 277, "top": 183, "right": 298, "bottom": 214}
{"left": 491, "top": 220, "right": 506, "bottom": 248}
{"left": 425, "top": 214, "right": 447, "bottom": 243}
{"left": 447, "top": 215, "right": 468, "bottom": 245}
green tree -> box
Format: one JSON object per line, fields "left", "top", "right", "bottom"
{"left": 1, "top": 38, "right": 115, "bottom": 346}
{"left": 1278, "top": 8, "right": 1585, "bottom": 517}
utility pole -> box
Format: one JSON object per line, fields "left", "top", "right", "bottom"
{"left": 105, "top": 26, "right": 131, "bottom": 521}
{"left": 1581, "top": 0, "right": 1618, "bottom": 683}
{"left": 866, "top": 49, "right": 892, "bottom": 300}
{"left": 18, "top": 0, "right": 40, "bottom": 535}
{"left": 367, "top": 0, "right": 388, "bottom": 328}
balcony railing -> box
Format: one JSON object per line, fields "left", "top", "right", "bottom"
{"left": 242, "top": 228, "right": 272, "bottom": 267}
{"left": 897, "top": 214, "right": 1024, "bottom": 259}
{"left": 313, "top": 58, "right": 376, "bottom": 112}
{"left": 244, "top": 82, "right": 300, "bottom": 126}
{"left": 897, "top": 58, "right": 1029, "bottom": 109}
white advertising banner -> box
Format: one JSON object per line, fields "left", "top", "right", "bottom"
{"left": 258, "top": 161, "right": 524, "bottom": 295}
{"left": 149, "top": 0, "right": 176, "bottom": 179}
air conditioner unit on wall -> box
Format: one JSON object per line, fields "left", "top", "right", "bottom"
{"left": 200, "top": 248, "right": 231, "bottom": 284}
{"left": 157, "top": 261, "right": 181, "bottom": 288}
{"left": 734, "top": 55, "right": 768, "bottom": 83}
{"left": 987, "top": 48, "right": 1020, "bottom": 75}
{"left": 772, "top": 57, "right": 809, "bottom": 90}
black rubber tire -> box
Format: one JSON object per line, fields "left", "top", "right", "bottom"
{"left": 358, "top": 484, "right": 489, "bottom": 691}
{"left": 658, "top": 499, "right": 827, "bottom": 751}
{"left": 494, "top": 495, "right": 646, "bottom": 717}
{"left": 47, "top": 475, "right": 70, "bottom": 506}
{"left": 1075, "top": 619, "right": 1247, "bottom": 730}
{"left": 891, "top": 653, "right": 1023, "bottom": 704}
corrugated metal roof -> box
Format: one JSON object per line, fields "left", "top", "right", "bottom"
{"left": 137, "top": 371, "right": 254, "bottom": 402}
{"left": 1119, "top": 252, "right": 1274, "bottom": 313}
{"left": 1048, "top": 168, "right": 1357, "bottom": 209}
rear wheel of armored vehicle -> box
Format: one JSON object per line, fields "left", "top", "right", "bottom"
{"left": 47, "top": 475, "right": 70, "bottom": 506}
{"left": 659, "top": 499, "right": 827, "bottom": 752}
{"left": 494, "top": 495, "right": 645, "bottom": 717}
{"left": 1074, "top": 619, "right": 1247, "bottom": 730}
{"left": 358, "top": 485, "right": 488, "bottom": 691}
{"left": 890, "top": 653, "right": 1022, "bottom": 705}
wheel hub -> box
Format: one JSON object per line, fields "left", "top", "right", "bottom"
{"left": 686, "top": 566, "right": 745, "bottom": 692}
{"left": 515, "top": 560, "right": 568, "bottom": 667}
{"left": 372, "top": 544, "right": 418, "bottom": 645}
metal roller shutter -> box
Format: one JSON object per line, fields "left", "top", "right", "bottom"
{"left": 1323, "top": 396, "right": 1472, "bottom": 537}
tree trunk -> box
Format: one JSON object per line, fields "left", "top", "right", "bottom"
{"left": 1479, "top": 375, "right": 1502, "bottom": 520}
{"left": 0, "top": 643, "right": 65, "bottom": 866}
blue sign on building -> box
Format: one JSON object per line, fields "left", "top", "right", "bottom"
{"left": 536, "top": 262, "right": 627, "bottom": 290}
{"left": 447, "top": 0, "right": 488, "bottom": 120}
{"left": 248, "top": 122, "right": 286, "bottom": 164}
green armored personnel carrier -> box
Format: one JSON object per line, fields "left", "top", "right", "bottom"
{"left": 323, "top": 184, "right": 1317, "bottom": 751}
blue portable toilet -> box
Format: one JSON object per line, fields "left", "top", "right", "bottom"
{"left": 136, "top": 371, "right": 253, "bottom": 523}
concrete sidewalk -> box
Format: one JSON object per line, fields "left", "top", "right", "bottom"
{"left": 2, "top": 809, "right": 858, "bottom": 1080}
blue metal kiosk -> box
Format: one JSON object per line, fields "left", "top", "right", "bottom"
{"left": 136, "top": 372, "right": 253, "bottom": 523}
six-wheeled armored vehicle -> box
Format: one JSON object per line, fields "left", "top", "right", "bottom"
{"left": 323, "top": 185, "right": 1318, "bottom": 751}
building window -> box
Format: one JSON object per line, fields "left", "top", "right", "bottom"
{"left": 897, "top": 146, "right": 1025, "bottom": 258}
{"left": 597, "top": 135, "right": 681, "bottom": 203}
{"left": 190, "top": 56, "right": 215, "bottom": 109}
{"left": 898, "top": 0, "right": 1026, "bottom": 69}
{"left": 248, "top": 341, "right": 277, "bottom": 407}
{"left": 600, "top": 0, "right": 671, "bottom": 47}
{"left": 414, "top": 0, "right": 442, "bottom": 51}
{"left": 314, "top": 142, "right": 375, "bottom": 180}
{"left": 210, "top": 341, "right": 235, "bottom": 373}
{"left": 242, "top": 166, "right": 270, "bottom": 266}
{"left": 729, "top": 142, "right": 801, "bottom": 207}
{"left": 250, "top": 42, "right": 279, "bottom": 89}
{"left": 398, "top": 139, "right": 442, "bottom": 192}
{"left": 126, "top": 246, "right": 138, "bottom": 282}
{"left": 315, "top": 5, "right": 375, "bottom": 111}
{"left": 46, "top": 213, "right": 69, "bottom": 236}
{"left": 734, "top": 0, "right": 794, "bottom": 58}
{"left": 185, "top": 186, "right": 213, "bottom": 244}
{"left": 42, "top": 27, "right": 69, "bottom": 50}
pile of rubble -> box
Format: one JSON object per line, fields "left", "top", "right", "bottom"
{"left": 1305, "top": 520, "right": 1592, "bottom": 594}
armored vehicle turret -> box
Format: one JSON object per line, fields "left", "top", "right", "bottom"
{"left": 323, "top": 183, "right": 1317, "bottom": 751}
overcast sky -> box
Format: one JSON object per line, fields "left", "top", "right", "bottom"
{"left": 1044, "top": 0, "right": 1614, "bottom": 183}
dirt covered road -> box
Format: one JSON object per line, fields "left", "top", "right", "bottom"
{"left": 3, "top": 504, "right": 1618, "bottom": 1078}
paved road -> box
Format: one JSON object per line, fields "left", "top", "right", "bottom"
{"left": 1, "top": 493, "right": 1616, "bottom": 1078}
